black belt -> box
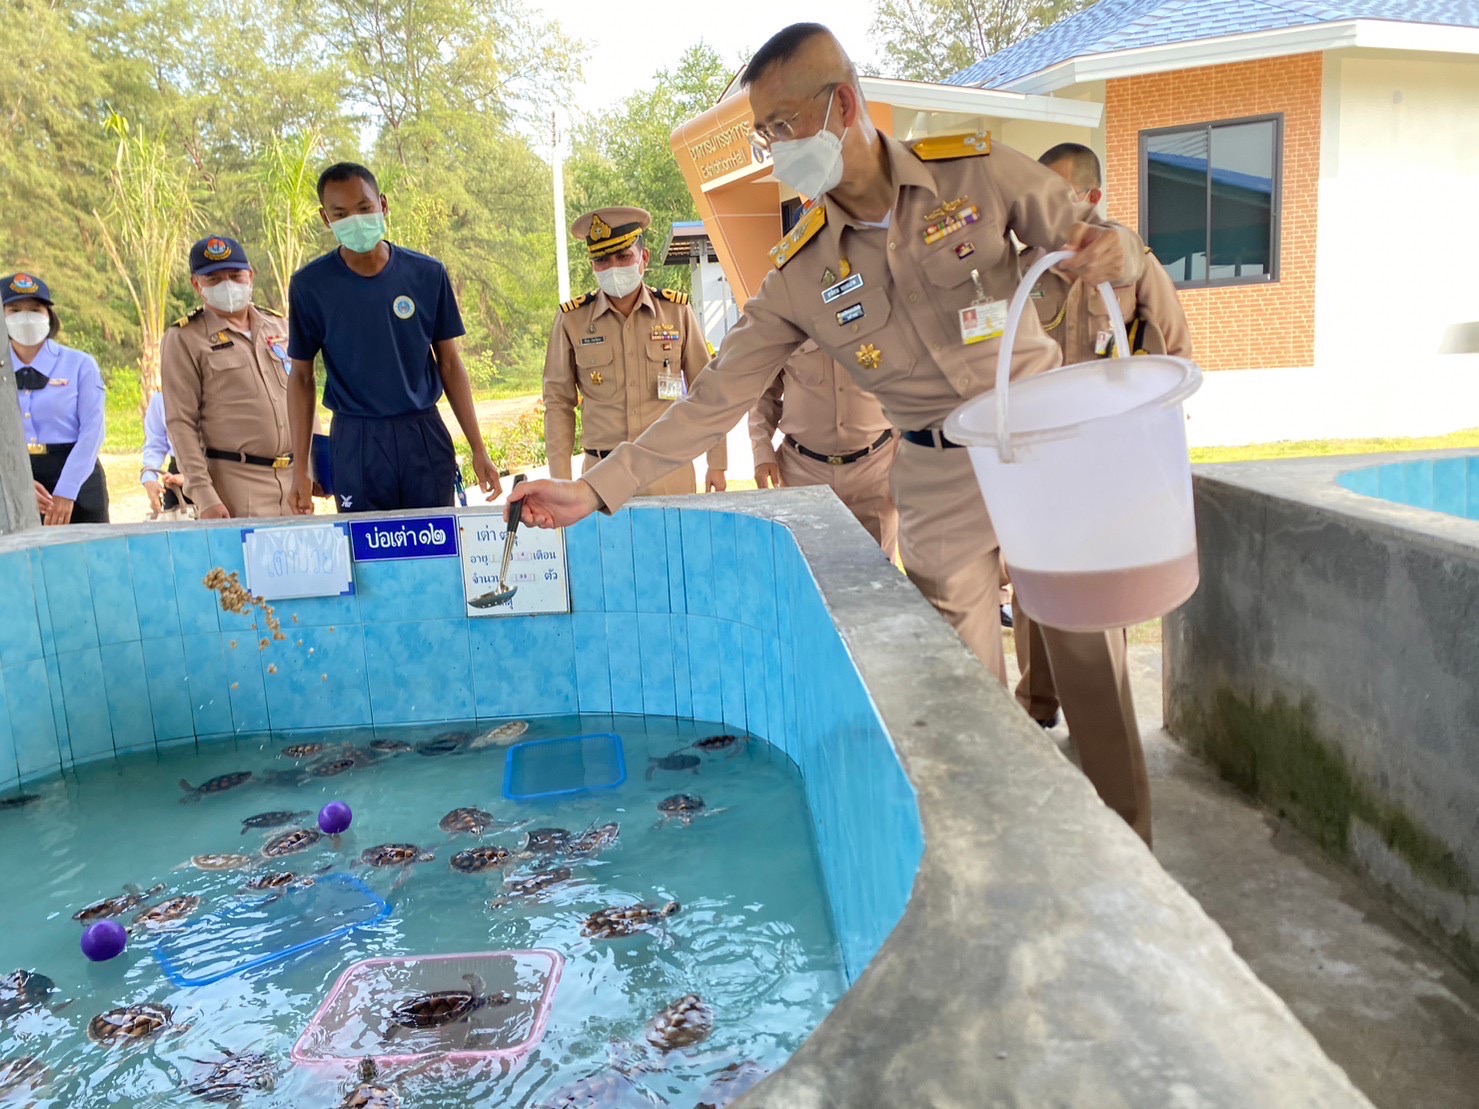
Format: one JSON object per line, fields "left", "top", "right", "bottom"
{"left": 584, "top": 448, "right": 614, "bottom": 459}
{"left": 784, "top": 429, "right": 893, "bottom": 466}
{"left": 901, "top": 429, "right": 965, "bottom": 449}
{"left": 25, "top": 441, "right": 74, "bottom": 457}
{"left": 206, "top": 447, "right": 293, "bottom": 469}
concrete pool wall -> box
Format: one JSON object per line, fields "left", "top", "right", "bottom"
{"left": 1167, "top": 452, "right": 1479, "bottom": 967}
{"left": 0, "top": 489, "right": 1367, "bottom": 1104}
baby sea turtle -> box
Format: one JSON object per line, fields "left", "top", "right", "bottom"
{"left": 386, "top": 972, "right": 510, "bottom": 1036}
{"left": 369, "top": 739, "right": 414, "bottom": 756}
{"left": 186, "top": 853, "right": 255, "bottom": 872}
{"left": 656, "top": 794, "right": 707, "bottom": 827}
{"left": 414, "top": 734, "right": 466, "bottom": 757}
{"left": 0, "top": 793, "right": 41, "bottom": 809}
{"left": 491, "top": 866, "right": 572, "bottom": 908}
{"left": 179, "top": 771, "right": 253, "bottom": 802}
{"left": 361, "top": 843, "right": 435, "bottom": 868}
{"left": 645, "top": 752, "right": 700, "bottom": 780}
{"left": 73, "top": 883, "right": 166, "bottom": 924}
{"left": 691, "top": 733, "right": 745, "bottom": 754}
{"left": 262, "top": 827, "right": 323, "bottom": 858}
{"left": 0, "top": 970, "right": 60, "bottom": 1019}
{"left": 132, "top": 894, "right": 201, "bottom": 928}
{"left": 695, "top": 1060, "right": 769, "bottom": 1108}
{"left": 466, "top": 720, "right": 530, "bottom": 750}
{"left": 240, "top": 809, "right": 311, "bottom": 835}
{"left": 644, "top": 994, "right": 712, "bottom": 1052}
{"left": 241, "top": 871, "right": 300, "bottom": 891}
{"left": 568, "top": 822, "right": 620, "bottom": 858}
{"left": 308, "top": 754, "right": 360, "bottom": 778}
{"left": 184, "top": 1048, "right": 276, "bottom": 1103}
{"left": 0, "top": 1056, "right": 49, "bottom": 1099}
{"left": 280, "top": 743, "right": 331, "bottom": 759}
{"left": 538, "top": 1070, "right": 646, "bottom": 1109}
{"left": 340, "top": 1057, "right": 399, "bottom": 1109}
{"left": 450, "top": 845, "right": 512, "bottom": 874}
{"left": 439, "top": 807, "right": 496, "bottom": 837}
{"left": 87, "top": 1002, "right": 173, "bottom": 1045}
{"left": 522, "top": 827, "right": 572, "bottom": 854}
{"left": 581, "top": 901, "right": 681, "bottom": 940}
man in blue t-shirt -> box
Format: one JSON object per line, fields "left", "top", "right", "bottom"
{"left": 285, "top": 161, "right": 500, "bottom": 513}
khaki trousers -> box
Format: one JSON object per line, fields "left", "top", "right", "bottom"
{"left": 584, "top": 454, "right": 697, "bottom": 498}
{"left": 778, "top": 436, "right": 899, "bottom": 558}
{"left": 893, "top": 441, "right": 1151, "bottom": 844}
{"left": 1013, "top": 610, "right": 1061, "bottom": 723}
{"left": 207, "top": 459, "right": 294, "bottom": 518}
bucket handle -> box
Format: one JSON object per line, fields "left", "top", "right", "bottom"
{"left": 994, "top": 249, "right": 1129, "bottom": 463}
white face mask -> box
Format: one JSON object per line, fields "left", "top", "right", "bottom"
{"left": 595, "top": 263, "right": 644, "bottom": 300}
{"left": 769, "top": 90, "right": 847, "bottom": 199}
{"left": 201, "top": 278, "right": 253, "bottom": 314}
{"left": 5, "top": 311, "right": 50, "bottom": 346}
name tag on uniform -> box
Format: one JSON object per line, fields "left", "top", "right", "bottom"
{"left": 47, "top": 379, "right": 68, "bottom": 386}
{"left": 821, "top": 273, "right": 864, "bottom": 304}
{"left": 580, "top": 336, "right": 605, "bottom": 345}
{"left": 650, "top": 327, "right": 680, "bottom": 342}
{"left": 836, "top": 303, "right": 865, "bottom": 326}
{"left": 1095, "top": 330, "right": 1113, "bottom": 355}
{"left": 657, "top": 359, "right": 685, "bottom": 401}
{"left": 959, "top": 300, "right": 1007, "bottom": 345}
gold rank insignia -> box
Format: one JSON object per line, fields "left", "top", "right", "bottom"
{"left": 173, "top": 306, "right": 205, "bottom": 328}
{"left": 589, "top": 213, "right": 612, "bottom": 241}
{"left": 923, "top": 196, "right": 971, "bottom": 223}
{"left": 658, "top": 288, "right": 689, "bottom": 306}
{"left": 911, "top": 131, "right": 992, "bottom": 161}
{"left": 856, "top": 343, "right": 883, "bottom": 370}
{"left": 821, "top": 267, "right": 837, "bottom": 287}
{"left": 770, "top": 203, "right": 827, "bottom": 270}
{"left": 209, "top": 330, "right": 231, "bottom": 345}
{"left": 560, "top": 292, "right": 595, "bottom": 313}
{"left": 591, "top": 372, "right": 604, "bottom": 385}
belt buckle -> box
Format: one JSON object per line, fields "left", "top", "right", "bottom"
{"left": 827, "top": 454, "right": 845, "bottom": 466}
{"left": 272, "top": 455, "right": 291, "bottom": 470}
{"left": 27, "top": 443, "right": 45, "bottom": 456}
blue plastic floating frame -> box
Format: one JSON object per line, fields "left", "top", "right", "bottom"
{"left": 154, "top": 873, "right": 390, "bottom": 987}
{"left": 503, "top": 733, "right": 627, "bottom": 802}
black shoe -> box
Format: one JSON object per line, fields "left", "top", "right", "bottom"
{"left": 1000, "top": 605, "right": 1013, "bottom": 629}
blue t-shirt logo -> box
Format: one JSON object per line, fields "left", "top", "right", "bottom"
{"left": 392, "top": 295, "right": 416, "bottom": 320}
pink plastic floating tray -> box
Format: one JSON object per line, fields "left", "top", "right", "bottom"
{"left": 291, "top": 949, "right": 563, "bottom": 1070}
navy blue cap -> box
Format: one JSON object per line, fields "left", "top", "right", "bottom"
{"left": 2, "top": 273, "right": 52, "bottom": 306}
{"left": 189, "top": 236, "right": 251, "bottom": 276}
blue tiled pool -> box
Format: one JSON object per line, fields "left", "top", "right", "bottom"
{"left": 1337, "top": 453, "right": 1479, "bottom": 519}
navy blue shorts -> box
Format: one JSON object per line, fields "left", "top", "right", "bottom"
{"left": 329, "top": 409, "right": 457, "bottom": 513}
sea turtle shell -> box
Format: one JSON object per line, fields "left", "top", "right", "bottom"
{"left": 188, "top": 853, "right": 255, "bottom": 872}
{"left": 581, "top": 901, "right": 681, "bottom": 940}
{"left": 0, "top": 793, "right": 41, "bottom": 809}
{"left": 0, "top": 970, "right": 58, "bottom": 1018}
{"left": 0, "top": 1056, "right": 49, "bottom": 1097}
{"left": 539, "top": 1071, "right": 645, "bottom": 1108}
{"left": 414, "top": 734, "right": 466, "bottom": 757}
{"left": 262, "top": 828, "right": 322, "bottom": 858}
{"left": 567, "top": 822, "right": 620, "bottom": 857}
{"left": 645, "top": 753, "right": 700, "bottom": 780}
{"left": 73, "top": 883, "right": 165, "bottom": 923}
{"left": 449, "top": 845, "right": 512, "bottom": 874}
{"left": 308, "top": 755, "right": 359, "bottom": 778}
{"left": 185, "top": 1048, "right": 276, "bottom": 1103}
{"left": 658, "top": 794, "right": 704, "bottom": 815}
{"left": 439, "top": 807, "right": 495, "bottom": 836}
{"left": 280, "top": 743, "right": 330, "bottom": 759}
{"left": 388, "top": 973, "right": 508, "bottom": 1030}
{"left": 240, "top": 810, "right": 311, "bottom": 835}
{"left": 369, "top": 739, "right": 414, "bottom": 755}
{"left": 521, "top": 827, "right": 571, "bottom": 854}
{"left": 87, "top": 1002, "right": 173, "bottom": 1045}
{"left": 179, "top": 771, "right": 253, "bottom": 801}
{"left": 695, "top": 1060, "right": 769, "bottom": 1107}
{"left": 242, "top": 871, "right": 299, "bottom": 891}
{"left": 644, "top": 994, "right": 712, "bottom": 1052}
{"left": 692, "top": 733, "right": 742, "bottom": 753}
{"left": 466, "top": 720, "right": 530, "bottom": 750}
{"left": 361, "top": 843, "right": 434, "bottom": 867}
{"left": 498, "top": 866, "right": 571, "bottom": 901}
{"left": 132, "top": 894, "right": 201, "bottom": 927}
{"left": 340, "top": 1058, "right": 398, "bottom": 1109}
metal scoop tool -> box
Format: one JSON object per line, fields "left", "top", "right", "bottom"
{"left": 470, "top": 474, "right": 526, "bottom": 608}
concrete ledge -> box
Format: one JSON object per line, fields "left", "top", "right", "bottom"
{"left": 1165, "top": 453, "right": 1479, "bottom": 973}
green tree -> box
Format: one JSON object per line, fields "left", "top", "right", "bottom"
{"left": 870, "top": 0, "right": 1094, "bottom": 83}
{"left": 254, "top": 130, "right": 328, "bottom": 313}
{"left": 93, "top": 111, "right": 200, "bottom": 410}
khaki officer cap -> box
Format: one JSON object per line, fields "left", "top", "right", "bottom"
{"left": 571, "top": 206, "right": 651, "bottom": 260}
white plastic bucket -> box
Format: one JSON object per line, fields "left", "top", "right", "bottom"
{"left": 942, "top": 250, "right": 1203, "bottom": 632}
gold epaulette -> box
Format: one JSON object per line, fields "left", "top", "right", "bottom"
{"left": 560, "top": 292, "right": 595, "bottom": 313}
{"left": 258, "top": 304, "right": 283, "bottom": 317}
{"left": 911, "top": 131, "right": 992, "bottom": 161}
{"left": 172, "top": 306, "right": 205, "bottom": 328}
{"left": 657, "top": 287, "right": 689, "bottom": 306}
{"left": 769, "top": 203, "right": 826, "bottom": 270}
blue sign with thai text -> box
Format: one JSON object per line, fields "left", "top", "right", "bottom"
{"left": 349, "top": 516, "right": 459, "bottom": 562}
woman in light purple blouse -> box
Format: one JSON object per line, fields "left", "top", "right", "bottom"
{"left": 4, "top": 273, "right": 108, "bottom": 524}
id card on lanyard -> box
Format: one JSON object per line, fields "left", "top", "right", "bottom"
{"left": 959, "top": 268, "right": 1006, "bottom": 346}
{"left": 657, "top": 358, "right": 686, "bottom": 401}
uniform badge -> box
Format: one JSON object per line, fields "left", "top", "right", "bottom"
{"left": 203, "top": 238, "right": 232, "bottom": 261}
{"left": 591, "top": 372, "right": 604, "bottom": 386}
{"left": 8, "top": 273, "right": 39, "bottom": 294}
{"left": 954, "top": 241, "right": 976, "bottom": 260}
{"left": 836, "top": 303, "right": 865, "bottom": 326}
{"left": 923, "top": 205, "right": 980, "bottom": 245}
{"left": 209, "top": 330, "right": 234, "bottom": 349}
{"left": 923, "top": 196, "right": 971, "bottom": 223}
{"left": 821, "top": 267, "right": 837, "bottom": 287}
{"left": 822, "top": 273, "right": 864, "bottom": 304}
{"left": 392, "top": 295, "right": 416, "bottom": 319}
{"left": 856, "top": 343, "right": 883, "bottom": 370}
{"left": 580, "top": 336, "right": 605, "bottom": 345}
{"left": 650, "top": 326, "right": 680, "bottom": 342}
{"left": 589, "top": 213, "right": 612, "bottom": 242}
{"left": 839, "top": 258, "right": 852, "bottom": 279}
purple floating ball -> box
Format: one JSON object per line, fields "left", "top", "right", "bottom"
{"left": 81, "top": 920, "right": 127, "bottom": 962}
{"left": 319, "top": 800, "right": 352, "bottom": 835}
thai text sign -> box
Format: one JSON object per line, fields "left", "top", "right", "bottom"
{"left": 349, "top": 516, "right": 459, "bottom": 562}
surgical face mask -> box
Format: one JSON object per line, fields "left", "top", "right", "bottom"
{"left": 201, "top": 278, "right": 253, "bottom": 314}
{"left": 768, "top": 90, "right": 847, "bottom": 199}
{"left": 5, "top": 311, "right": 49, "bottom": 346}
{"left": 330, "top": 211, "right": 387, "bottom": 254}
{"left": 595, "top": 263, "right": 644, "bottom": 300}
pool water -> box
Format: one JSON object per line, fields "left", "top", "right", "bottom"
{"left": 0, "top": 716, "right": 844, "bottom": 1106}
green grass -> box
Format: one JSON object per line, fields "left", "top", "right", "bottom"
{"left": 103, "top": 374, "right": 146, "bottom": 455}
{"left": 1191, "top": 427, "right": 1479, "bottom": 464}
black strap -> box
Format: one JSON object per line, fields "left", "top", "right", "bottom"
{"left": 584, "top": 448, "right": 613, "bottom": 459}
{"left": 900, "top": 429, "right": 965, "bottom": 449}
{"left": 205, "top": 447, "right": 293, "bottom": 468}
{"left": 784, "top": 428, "right": 894, "bottom": 465}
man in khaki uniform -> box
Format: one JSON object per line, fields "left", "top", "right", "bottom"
{"left": 161, "top": 235, "right": 295, "bottom": 518}
{"left": 1013, "top": 143, "right": 1193, "bottom": 731}
{"left": 750, "top": 340, "right": 898, "bottom": 555}
{"left": 544, "top": 206, "right": 726, "bottom": 496}
{"left": 511, "top": 25, "right": 1154, "bottom": 843}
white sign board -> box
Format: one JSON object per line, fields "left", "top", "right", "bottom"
{"left": 459, "top": 512, "right": 570, "bottom": 617}
{"left": 242, "top": 523, "right": 353, "bottom": 600}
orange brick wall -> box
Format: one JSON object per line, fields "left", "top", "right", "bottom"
{"left": 1104, "top": 54, "right": 1322, "bottom": 369}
